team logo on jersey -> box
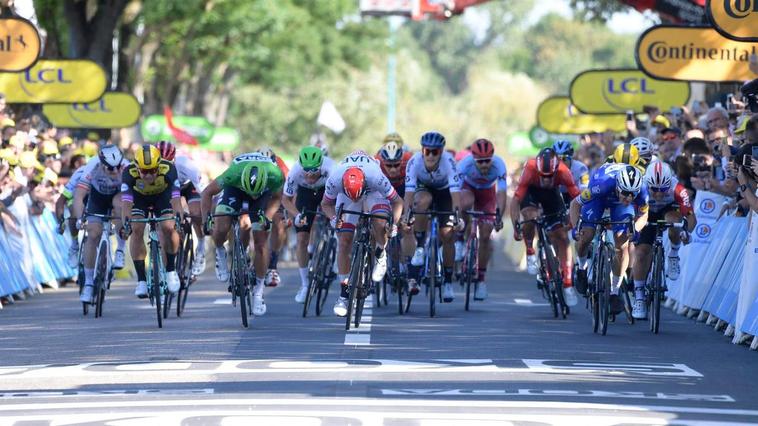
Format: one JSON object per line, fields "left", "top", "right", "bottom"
{"left": 580, "top": 189, "right": 592, "bottom": 201}
{"left": 700, "top": 198, "right": 715, "bottom": 214}
{"left": 695, "top": 223, "right": 711, "bottom": 238}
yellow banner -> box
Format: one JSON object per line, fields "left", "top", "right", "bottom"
{"left": 42, "top": 92, "right": 141, "bottom": 128}
{"left": 0, "top": 17, "right": 41, "bottom": 71}
{"left": 636, "top": 25, "right": 758, "bottom": 82}
{"left": 0, "top": 59, "right": 106, "bottom": 103}
{"left": 570, "top": 69, "right": 690, "bottom": 114}
{"left": 536, "top": 96, "right": 626, "bottom": 134}
{"left": 707, "top": 0, "right": 758, "bottom": 42}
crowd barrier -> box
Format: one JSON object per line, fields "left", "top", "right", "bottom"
{"left": 0, "top": 195, "right": 75, "bottom": 303}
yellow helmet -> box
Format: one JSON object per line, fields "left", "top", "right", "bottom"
{"left": 41, "top": 140, "right": 60, "bottom": 156}
{"left": 612, "top": 143, "right": 640, "bottom": 166}
{"left": 383, "top": 132, "right": 404, "bottom": 145}
{"left": 134, "top": 144, "right": 161, "bottom": 169}
{"left": 19, "top": 151, "right": 39, "bottom": 168}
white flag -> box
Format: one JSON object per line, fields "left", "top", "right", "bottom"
{"left": 317, "top": 101, "right": 346, "bottom": 134}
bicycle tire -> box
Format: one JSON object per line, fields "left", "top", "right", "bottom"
{"left": 94, "top": 240, "right": 108, "bottom": 318}
{"left": 150, "top": 238, "right": 163, "bottom": 329}
{"left": 177, "top": 231, "right": 193, "bottom": 317}
{"left": 345, "top": 243, "right": 364, "bottom": 331}
{"left": 316, "top": 239, "right": 336, "bottom": 316}
{"left": 598, "top": 242, "right": 613, "bottom": 336}
{"left": 78, "top": 262, "right": 88, "bottom": 316}
{"left": 163, "top": 291, "right": 172, "bottom": 319}
{"left": 547, "top": 245, "right": 568, "bottom": 319}
{"left": 428, "top": 240, "right": 437, "bottom": 318}
{"left": 465, "top": 236, "right": 477, "bottom": 311}
{"left": 651, "top": 245, "right": 663, "bottom": 334}
{"left": 541, "top": 244, "right": 559, "bottom": 318}
{"left": 232, "top": 238, "right": 249, "bottom": 328}
{"left": 354, "top": 252, "right": 371, "bottom": 329}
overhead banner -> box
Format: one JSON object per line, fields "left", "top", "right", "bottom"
{"left": 536, "top": 96, "right": 626, "bottom": 134}
{"left": 0, "top": 59, "right": 106, "bottom": 103}
{"left": 706, "top": 0, "right": 758, "bottom": 42}
{"left": 636, "top": 25, "right": 758, "bottom": 82}
{"left": 141, "top": 114, "right": 215, "bottom": 144}
{"left": 0, "top": 17, "right": 41, "bottom": 71}
{"left": 42, "top": 92, "right": 141, "bottom": 128}
{"left": 569, "top": 69, "right": 690, "bottom": 114}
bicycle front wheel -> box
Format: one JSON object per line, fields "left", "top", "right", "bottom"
{"left": 345, "top": 244, "right": 365, "bottom": 330}
{"left": 150, "top": 239, "right": 163, "bottom": 329}
{"left": 651, "top": 246, "right": 664, "bottom": 334}
{"left": 232, "top": 239, "right": 249, "bottom": 328}
{"left": 464, "top": 237, "right": 477, "bottom": 311}
{"left": 428, "top": 241, "right": 438, "bottom": 318}
{"left": 94, "top": 240, "right": 109, "bottom": 318}
{"left": 598, "top": 243, "right": 613, "bottom": 336}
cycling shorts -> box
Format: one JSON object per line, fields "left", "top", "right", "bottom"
{"left": 462, "top": 182, "right": 496, "bottom": 224}
{"left": 415, "top": 184, "right": 455, "bottom": 227}
{"left": 215, "top": 186, "right": 271, "bottom": 217}
{"left": 295, "top": 185, "right": 325, "bottom": 233}
{"left": 131, "top": 188, "right": 174, "bottom": 218}
{"left": 180, "top": 182, "right": 200, "bottom": 203}
{"left": 638, "top": 203, "right": 679, "bottom": 246}
{"left": 521, "top": 186, "right": 566, "bottom": 230}
{"left": 85, "top": 189, "right": 114, "bottom": 223}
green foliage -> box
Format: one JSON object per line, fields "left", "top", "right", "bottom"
{"left": 569, "top": 0, "right": 630, "bottom": 23}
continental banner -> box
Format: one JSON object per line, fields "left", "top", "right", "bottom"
{"left": 0, "top": 17, "right": 41, "bottom": 71}
{"left": 636, "top": 25, "right": 758, "bottom": 82}
{"left": 42, "top": 93, "right": 141, "bottom": 128}
{"left": 536, "top": 96, "right": 626, "bottom": 134}
{"left": 0, "top": 59, "right": 106, "bottom": 103}
{"left": 569, "top": 69, "right": 690, "bottom": 114}
{"left": 706, "top": 0, "right": 758, "bottom": 42}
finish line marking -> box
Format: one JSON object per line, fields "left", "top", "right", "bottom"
{"left": 344, "top": 296, "right": 373, "bottom": 346}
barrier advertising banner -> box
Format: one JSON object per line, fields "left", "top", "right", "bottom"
{"left": 42, "top": 93, "right": 141, "bottom": 128}
{"left": 0, "top": 17, "right": 41, "bottom": 71}
{"left": 141, "top": 114, "right": 215, "bottom": 145}
{"left": 536, "top": 96, "right": 626, "bottom": 134}
{"left": 636, "top": 25, "right": 758, "bottom": 82}
{"left": 0, "top": 59, "right": 106, "bottom": 103}
{"left": 569, "top": 69, "right": 690, "bottom": 114}
{"left": 706, "top": 0, "right": 758, "bottom": 42}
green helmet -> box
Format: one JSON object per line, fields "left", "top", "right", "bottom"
{"left": 240, "top": 163, "right": 268, "bottom": 197}
{"left": 299, "top": 146, "right": 323, "bottom": 170}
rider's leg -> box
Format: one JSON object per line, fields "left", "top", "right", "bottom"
{"left": 477, "top": 221, "right": 494, "bottom": 282}
{"left": 296, "top": 230, "right": 310, "bottom": 287}
{"left": 252, "top": 229, "right": 269, "bottom": 296}
{"left": 111, "top": 194, "right": 125, "bottom": 253}
{"left": 519, "top": 207, "right": 539, "bottom": 254}
{"left": 632, "top": 243, "right": 652, "bottom": 300}
{"left": 83, "top": 221, "right": 103, "bottom": 287}
{"left": 612, "top": 231, "right": 631, "bottom": 295}
{"left": 666, "top": 210, "right": 683, "bottom": 254}
{"left": 159, "top": 214, "right": 180, "bottom": 273}
{"left": 188, "top": 199, "right": 205, "bottom": 253}
{"left": 548, "top": 225, "right": 572, "bottom": 287}
{"left": 412, "top": 191, "right": 432, "bottom": 248}
{"left": 267, "top": 210, "right": 285, "bottom": 274}
{"left": 130, "top": 221, "right": 147, "bottom": 282}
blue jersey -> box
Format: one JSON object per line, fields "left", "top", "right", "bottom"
{"left": 578, "top": 163, "right": 648, "bottom": 212}
{"left": 457, "top": 155, "right": 507, "bottom": 191}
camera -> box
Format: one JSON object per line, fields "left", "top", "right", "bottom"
{"left": 693, "top": 154, "right": 712, "bottom": 173}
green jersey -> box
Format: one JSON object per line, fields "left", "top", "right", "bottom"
{"left": 216, "top": 159, "right": 284, "bottom": 197}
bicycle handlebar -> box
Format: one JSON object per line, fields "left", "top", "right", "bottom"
{"left": 129, "top": 216, "right": 177, "bottom": 224}
{"left": 338, "top": 208, "right": 393, "bottom": 222}
{"left": 516, "top": 211, "right": 565, "bottom": 227}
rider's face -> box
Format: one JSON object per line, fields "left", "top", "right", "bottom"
{"left": 384, "top": 161, "right": 402, "bottom": 178}
{"left": 618, "top": 192, "right": 635, "bottom": 206}
{"left": 423, "top": 148, "right": 441, "bottom": 168}
{"left": 474, "top": 157, "right": 492, "bottom": 174}
{"left": 139, "top": 168, "right": 158, "bottom": 183}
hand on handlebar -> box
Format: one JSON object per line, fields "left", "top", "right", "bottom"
{"left": 294, "top": 213, "right": 308, "bottom": 228}
{"left": 386, "top": 222, "right": 398, "bottom": 238}
{"left": 680, "top": 229, "right": 691, "bottom": 245}
{"left": 257, "top": 214, "right": 272, "bottom": 232}
{"left": 119, "top": 222, "right": 132, "bottom": 240}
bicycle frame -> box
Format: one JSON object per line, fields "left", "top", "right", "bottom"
{"left": 646, "top": 220, "right": 684, "bottom": 334}
{"left": 212, "top": 212, "right": 254, "bottom": 328}
{"left": 130, "top": 214, "right": 175, "bottom": 329}
{"left": 89, "top": 214, "right": 115, "bottom": 318}
{"left": 461, "top": 210, "right": 499, "bottom": 311}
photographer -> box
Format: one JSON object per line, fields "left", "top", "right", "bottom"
{"left": 736, "top": 116, "right": 758, "bottom": 214}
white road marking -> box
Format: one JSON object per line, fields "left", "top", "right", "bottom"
{"left": 514, "top": 299, "right": 533, "bottom": 304}
{"left": 0, "top": 389, "right": 215, "bottom": 399}
{"left": 379, "top": 389, "right": 735, "bottom": 402}
{"left": 523, "top": 360, "right": 703, "bottom": 378}
{"left": 510, "top": 298, "right": 550, "bottom": 307}
{"left": 344, "top": 295, "right": 373, "bottom": 346}
{"left": 213, "top": 298, "right": 231, "bottom": 305}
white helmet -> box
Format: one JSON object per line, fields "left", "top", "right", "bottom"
{"left": 645, "top": 160, "right": 673, "bottom": 191}
{"left": 630, "top": 137, "right": 654, "bottom": 160}
{"left": 98, "top": 144, "right": 123, "bottom": 168}
{"left": 616, "top": 165, "right": 643, "bottom": 194}
{"left": 379, "top": 141, "right": 403, "bottom": 162}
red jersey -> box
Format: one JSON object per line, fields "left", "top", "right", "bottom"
{"left": 375, "top": 150, "right": 413, "bottom": 193}
{"left": 514, "top": 159, "right": 580, "bottom": 201}
{"left": 274, "top": 155, "right": 289, "bottom": 179}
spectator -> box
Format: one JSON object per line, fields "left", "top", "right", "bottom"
{"left": 659, "top": 128, "right": 683, "bottom": 163}
{"left": 705, "top": 106, "right": 730, "bottom": 133}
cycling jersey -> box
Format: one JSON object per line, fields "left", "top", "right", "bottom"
{"left": 514, "top": 159, "right": 580, "bottom": 201}
{"left": 375, "top": 150, "right": 413, "bottom": 194}
{"left": 405, "top": 151, "right": 460, "bottom": 193}
{"left": 62, "top": 166, "right": 86, "bottom": 200}
{"left": 578, "top": 163, "right": 649, "bottom": 232}
{"left": 216, "top": 159, "right": 284, "bottom": 197}
{"left": 457, "top": 154, "right": 507, "bottom": 191}
{"left": 566, "top": 159, "right": 589, "bottom": 191}
{"left": 121, "top": 160, "right": 181, "bottom": 200}
{"left": 77, "top": 157, "right": 130, "bottom": 195}
{"left": 284, "top": 156, "right": 335, "bottom": 197}
{"left": 647, "top": 178, "right": 692, "bottom": 215}
{"left": 175, "top": 155, "right": 206, "bottom": 192}
{"left": 324, "top": 151, "right": 398, "bottom": 202}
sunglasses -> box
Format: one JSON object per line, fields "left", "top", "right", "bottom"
{"left": 303, "top": 167, "right": 320, "bottom": 174}
{"left": 139, "top": 168, "right": 158, "bottom": 175}
{"left": 619, "top": 190, "right": 636, "bottom": 198}
{"left": 384, "top": 162, "right": 401, "bottom": 169}
{"left": 104, "top": 164, "right": 118, "bottom": 172}
{"left": 423, "top": 148, "right": 440, "bottom": 156}
{"left": 475, "top": 158, "right": 492, "bottom": 164}
{"left": 662, "top": 134, "right": 678, "bottom": 142}
{"left": 649, "top": 186, "right": 670, "bottom": 193}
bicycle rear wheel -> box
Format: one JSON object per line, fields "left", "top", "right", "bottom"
{"left": 547, "top": 245, "right": 568, "bottom": 319}
{"left": 150, "top": 239, "right": 163, "bottom": 329}
{"left": 316, "top": 239, "right": 336, "bottom": 316}
{"left": 354, "top": 256, "right": 371, "bottom": 329}
{"left": 541, "top": 244, "right": 559, "bottom": 318}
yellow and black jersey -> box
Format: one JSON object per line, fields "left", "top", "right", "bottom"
{"left": 120, "top": 159, "right": 180, "bottom": 200}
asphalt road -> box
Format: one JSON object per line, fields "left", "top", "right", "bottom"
{"left": 0, "top": 243, "right": 757, "bottom": 425}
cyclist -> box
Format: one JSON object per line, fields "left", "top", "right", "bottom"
{"left": 630, "top": 136, "right": 656, "bottom": 167}
{"left": 553, "top": 140, "right": 589, "bottom": 206}
{"left": 321, "top": 150, "right": 403, "bottom": 317}
{"left": 200, "top": 151, "right": 284, "bottom": 316}
{"left": 510, "top": 147, "right": 581, "bottom": 306}
{"left": 119, "top": 144, "right": 185, "bottom": 299}
{"left": 55, "top": 163, "right": 87, "bottom": 267}
{"left": 457, "top": 138, "right": 506, "bottom": 300}
{"left": 404, "top": 131, "right": 464, "bottom": 303}
{"left": 73, "top": 145, "right": 129, "bottom": 304}
{"left": 259, "top": 147, "right": 289, "bottom": 288}
{"left": 570, "top": 163, "right": 649, "bottom": 315}
{"left": 631, "top": 160, "right": 695, "bottom": 319}
{"left": 282, "top": 146, "right": 335, "bottom": 303}
{"left": 155, "top": 141, "right": 208, "bottom": 276}
{"left": 606, "top": 142, "right": 643, "bottom": 170}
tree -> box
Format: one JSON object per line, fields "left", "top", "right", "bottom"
{"left": 569, "top": 0, "right": 630, "bottom": 23}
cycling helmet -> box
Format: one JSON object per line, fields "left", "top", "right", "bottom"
{"left": 612, "top": 143, "right": 640, "bottom": 166}
{"left": 552, "top": 139, "right": 574, "bottom": 158}
{"left": 536, "top": 147, "right": 559, "bottom": 176}
{"left": 299, "top": 146, "right": 323, "bottom": 170}
{"left": 256, "top": 147, "right": 274, "bottom": 159}
{"left": 342, "top": 166, "right": 366, "bottom": 201}
{"left": 471, "top": 138, "right": 495, "bottom": 159}
{"left": 379, "top": 141, "right": 403, "bottom": 162}
{"left": 134, "top": 144, "right": 160, "bottom": 170}
{"left": 420, "top": 131, "right": 446, "bottom": 148}
{"left": 616, "top": 165, "right": 643, "bottom": 194}
{"left": 383, "top": 132, "right": 404, "bottom": 145}
{"left": 240, "top": 163, "right": 269, "bottom": 197}
{"left": 630, "top": 137, "right": 653, "bottom": 160}
{"left": 156, "top": 140, "right": 176, "bottom": 162}
{"left": 645, "top": 160, "right": 673, "bottom": 191}
{"left": 98, "top": 144, "right": 123, "bottom": 168}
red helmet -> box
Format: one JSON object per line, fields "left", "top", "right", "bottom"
{"left": 156, "top": 140, "right": 176, "bottom": 162}
{"left": 471, "top": 138, "right": 494, "bottom": 159}
{"left": 536, "top": 147, "right": 559, "bottom": 176}
{"left": 342, "top": 167, "right": 366, "bottom": 201}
